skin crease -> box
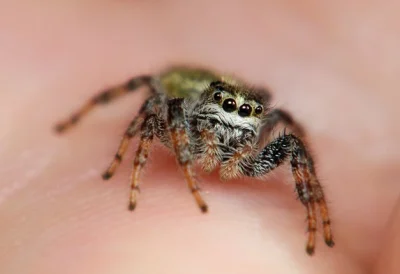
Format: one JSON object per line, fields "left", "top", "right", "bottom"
{"left": 0, "top": 0, "right": 400, "bottom": 273}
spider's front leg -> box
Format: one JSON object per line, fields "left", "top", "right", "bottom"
{"left": 167, "top": 98, "right": 208, "bottom": 212}
{"left": 241, "top": 134, "right": 334, "bottom": 255}
{"left": 262, "top": 108, "right": 306, "bottom": 138}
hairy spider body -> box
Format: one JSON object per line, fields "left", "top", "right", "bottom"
{"left": 55, "top": 66, "right": 334, "bottom": 255}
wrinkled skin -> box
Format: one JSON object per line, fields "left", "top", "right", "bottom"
{"left": 1, "top": 1, "right": 399, "bottom": 273}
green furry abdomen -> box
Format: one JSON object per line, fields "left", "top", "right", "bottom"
{"left": 160, "top": 67, "right": 220, "bottom": 99}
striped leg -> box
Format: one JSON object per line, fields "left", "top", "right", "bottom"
{"left": 241, "top": 134, "right": 334, "bottom": 255}
{"left": 102, "top": 115, "right": 144, "bottom": 180}
{"left": 263, "top": 108, "right": 305, "bottom": 138}
{"left": 168, "top": 98, "right": 208, "bottom": 212}
{"left": 54, "top": 75, "right": 152, "bottom": 133}
{"left": 304, "top": 157, "right": 334, "bottom": 250}
{"left": 290, "top": 137, "right": 334, "bottom": 254}
{"left": 102, "top": 98, "right": 155, "bottom": 180}
{"left": 128, "top": 115, "right": 156, "bottom": 211}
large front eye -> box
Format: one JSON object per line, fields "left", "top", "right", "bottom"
{"left": 238, "top": 104, "right": 252, "bottom": 117}
{"left": 222, "top": 98, "right": 237, "bottom": 112}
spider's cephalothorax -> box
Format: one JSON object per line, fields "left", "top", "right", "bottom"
{"left": 55, "top": 66, "right": 334, "bottom": 255}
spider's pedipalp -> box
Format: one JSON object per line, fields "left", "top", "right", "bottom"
{"left": 220, "top": 143, "right": 254, "bottom": 180}
{"left": 198, "top": 128, "right": 221, "bottom": 173}
{"left": 54, "top": 75, "right": 152, "bottom": 133}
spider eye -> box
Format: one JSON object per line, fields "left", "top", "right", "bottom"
{"left": 213, "top": 92, "right": 222, "bottom": 102}
{"left": 210, "top": 81, "right": 223, "bottom": 88}
{"left": 255, "top": 105, "right": 263, "bottom": 115}
{"left": 222, "top": 98, "right": 237, "bottom": 112}
{"left": 238, "top": 104, "right": 252, "bottom": 117}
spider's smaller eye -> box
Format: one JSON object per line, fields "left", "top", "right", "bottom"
{"left": 210, "top": 81, "right": 223, "bottom": 88}
{"left": 222, "top": 98, "right": 237, "bottom": 112}
{"left": 255, "top": 106, "right": 263, "bottom": 115}
{"left": 238, "top": 104, "right": 252, "bottom": 117}
{"left": 213, "top": 92, "right": 223, "bottom": 102}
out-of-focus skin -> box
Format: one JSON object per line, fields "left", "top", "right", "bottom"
{"left": 0, "top": 1, "right": 399, "bottom": 273}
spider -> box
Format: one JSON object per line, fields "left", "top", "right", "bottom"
{"left": 54, "top": 66, "right": 334, "bottom": 255}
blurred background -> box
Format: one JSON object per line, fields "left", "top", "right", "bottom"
{"left": 0, "top": 1, "right": 399, "bottom": 274}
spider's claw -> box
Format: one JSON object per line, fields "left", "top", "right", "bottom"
{"left": 54, "top": 123, "right": 67, "bottom": 133}
{"left": 128, "top": 201, "right": 137, "bottom": 211}
{"left": 325, "top": 238, "right": 335, "bottom": 248}
{"left": 199, "top": 203, "right": 208, "bottom": 213}
{"left": 128, "top": 186, "right": 140, "bottom": 211}
{"left": 102, "top": 171, "right": 113, "bottom": 180}
{"left": 306, "top": 245, "right": 315, "bottom": 256}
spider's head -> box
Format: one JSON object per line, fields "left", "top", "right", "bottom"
{"left": 198, "top": 80, "right": 269, "bottom": 131}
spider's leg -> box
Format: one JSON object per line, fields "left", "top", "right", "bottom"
{"left": 253, "top": 86, "right": 272, "bottom": 103}
{"left": 262, "top": 108, "right": 305, "bottom": 137}
{"left": 128, "top": 114, "right": 157, "bottom": 211}
{"left": 263, "top": 108, "right": 334, "bottom": 252}
{"left": 168, "top": 98, "right": 208, "bottom": 213}
{"left": 101, "top": 98, "right": 155, "bottom": 180}
{"left": 240, "top": 134, "right": 334, "bottom": 255}
{"left": 303, "top": 155, "right": 334, "bottom": 251}
{"left": 54, "top": 75, "right": 153, "bottom": 133}
{"left": 290, "top": 137, "right": 334, "bottom": 254}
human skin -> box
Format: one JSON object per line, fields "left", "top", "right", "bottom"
{"left": 1, "top": 1, "right": 400, "bottom": 273}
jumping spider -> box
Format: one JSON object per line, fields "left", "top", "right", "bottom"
{"left": 55, "top": 66, "right": 334, "bottom": 255}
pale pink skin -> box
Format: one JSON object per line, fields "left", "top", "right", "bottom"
{"left": 1, "top": 1, "right": 400, "bottom": 273}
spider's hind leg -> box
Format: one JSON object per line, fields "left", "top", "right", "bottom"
{"left": 54, "top": 75, "right": 153, "bottom": 133}
{"left": 102, "top": 96, "right": 159, "bottom": 180}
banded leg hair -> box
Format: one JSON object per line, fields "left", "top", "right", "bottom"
{"left": 238, "top": 110, "right": 334, "bottom": 255}
{"left": 103, "top": 95, "right": 165, "bottom": 209}
{"left": 54, "top": 75, "right": 152, "bottom": 133}
{"left": 128, "top": 114, "right": 157, "bottom": 210}
{"left": 102, "top": 98, "right": 153, "bottom": 180}
{"left": 109, "top": 96, "right": 208, "bottom": 212}
{"left": 168, "top": 98, "right": 208, "bottom": 213}
{"left": 262, "top": 108, "right": 306, "bottom": 137}
{"left": 265, "top": 108, "right": 333, "bottom": 253}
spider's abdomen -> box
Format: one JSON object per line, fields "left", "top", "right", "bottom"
{"left": 159, "top": 67, "right": 220, "bottom": 99}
